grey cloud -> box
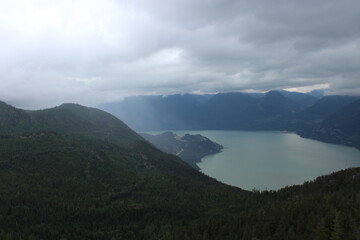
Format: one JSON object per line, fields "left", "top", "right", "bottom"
{"left": 0, "top": 0, "right": 360, "bottom": 109}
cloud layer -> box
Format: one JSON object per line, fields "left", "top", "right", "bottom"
{"left": 1, "top": 0, "right": 360, "bottom": 109}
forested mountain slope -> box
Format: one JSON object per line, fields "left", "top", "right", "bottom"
{"left": 300, "top": 98, "right": 360, "bottom": 149}
{"left": 0, "top": 102, "right": 142, "bottom": 146}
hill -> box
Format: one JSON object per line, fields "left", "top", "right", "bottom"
{"left": 0, "top": 102, "right": 142, "bottom": 146}
{"left": 0, "top": 132, "right": 248, "bottom": 239}
{"left": 0, "top": 100, "right": 32, "bottom": 134}
{"left": 140, "top": 132, "right": 223, "bottom": 169}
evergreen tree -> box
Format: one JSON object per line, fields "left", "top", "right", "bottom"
{"left": 314, "top": 218, "right": 330, "bottom": 240}
{"left": 330, "top": 212, "right": 343, "bottom": 240}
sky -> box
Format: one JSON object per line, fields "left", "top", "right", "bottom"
{"left": 1, "top": 0, "right": 360, "bottom": 109}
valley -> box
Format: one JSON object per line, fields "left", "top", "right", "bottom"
{"left": 0, "top": 99, "right": 359, "bottom": 239}
{"left": 2, "top": 1, "right": 360, "bottom": 239}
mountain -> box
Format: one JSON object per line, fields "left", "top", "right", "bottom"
{"left": 251, "top": 90, "right": 297, "bottom": 117}
{"left": 201, "top": 91, "right": 301, "bottom": 130}
{"left": 0, "top": 102, "right": 142, "bottom": 146}
{"left": 100, "top": 94, "right": 211, "bottom": 131}
{"left": 201, "top": 92, "right": 256, "bottom": 129}
{"left": 278, "top": 90, "right": 318, "bottom": 109}
{"left": 236, "top": 91, "right": 299, "bottom": 130}
{"left": 300, "top": 98, "right": 360, "bottom": 149}
{"left": 202, "top": 90, "right": 317, "bottom": 130}
{"left": 309, "top": 89, "right": 326, "bottom": 98}
{"left": 0, "top": 101, "right": 246, "bottom": 239}
{"left": 281, "top": 95, "right": 359, "bottom": 131}
{"left": 295, "top": 95, "right": 358, "bottom": 123}
{"left": 0, "top": 100, "right": 32, "bottom": 133}
{"left": 29, "top": 103, "right": 142, "bottom": 146}
{"left": 140, "top": 132, "right": 223, "bottom": 169}
{"left": 0, "top": 131, "right": 239, "bottom": 239}
{"left": 99, "top": 90, "right": 318, "bottom": 131}
{"left": 0, "top": 100, "right": 359, "bottom": 239}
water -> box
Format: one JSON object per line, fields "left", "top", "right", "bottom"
{"left": 143, "top": 130, "right": 360, "bottom": 191}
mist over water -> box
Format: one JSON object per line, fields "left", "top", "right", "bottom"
{"left": 149, "top": 130, "right": 360, "bottom": 191}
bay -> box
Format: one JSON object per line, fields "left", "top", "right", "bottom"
{"left": 143, "top": 130, "right": 360, "bottom": 191}
{"left": 164, "top": 130, "right": 360, "bottom": 191}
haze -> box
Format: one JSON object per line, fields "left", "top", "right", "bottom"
{"left": 1, "top": 0, "right": 360, "bottom": 109}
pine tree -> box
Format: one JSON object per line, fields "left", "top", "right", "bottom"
{"left": 5, "top": 233, "right": 12, "bottom": 240}
{"left": 314, "top": 218, "right": 330, "bottom": 240}
{"left": 330, "top": 212, "right": 343, "bottom": 240}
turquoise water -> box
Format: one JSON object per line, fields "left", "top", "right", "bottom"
{"left": 143, "top": 130, "right": 360, "bottom": 191}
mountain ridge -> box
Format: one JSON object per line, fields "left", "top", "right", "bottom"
{"left": 0, "top": 102, "right": 142, "bottom": 146}
{"left": 99, "top": 90, "right": 322, "bottom": 131}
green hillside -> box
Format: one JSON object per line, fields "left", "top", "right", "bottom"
{"left": 0, "top": 101, "right": 32, "bottom": 134}
{"left": 140, "top": 132, "right": 223, "bottom": 169}
{"left": 0, "top": 102, "right": 141, "bottom": 146}
{"left": 1, "top": 132, "right": 359, "bottom": 239}
{"left": 0, "top": 132, "right": 250, "bottom": 239}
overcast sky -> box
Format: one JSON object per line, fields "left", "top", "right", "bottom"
{"left": 1, "top": 0, "right": 360, "bottom": 109}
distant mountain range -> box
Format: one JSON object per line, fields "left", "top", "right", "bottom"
{"left": 0, "top": 100, "right": 360, "bottom": 239}
{"left": 99, "top": 91, "right": 314, "bottom": 130}
{"left": 99, "top": 91, "right": 360, "bottom": 149}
